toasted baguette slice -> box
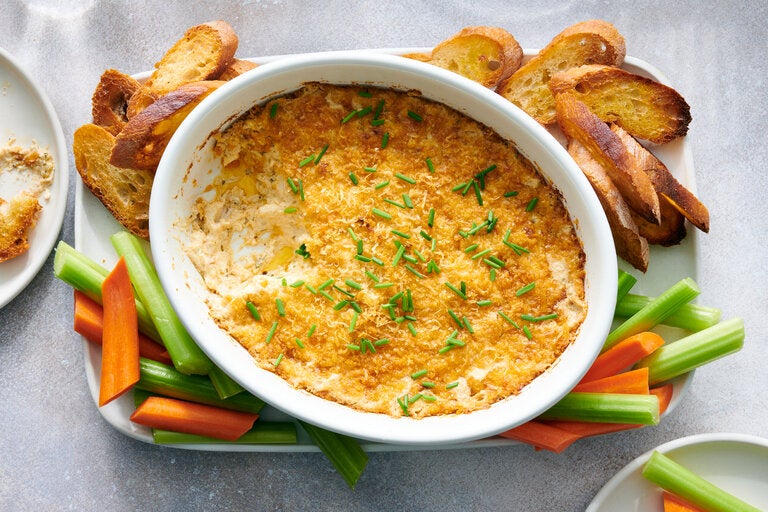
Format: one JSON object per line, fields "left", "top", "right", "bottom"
{"left": 400, "top": 52, "right": 432, "bottom": 62}
{"left": 611, "top": 124, "right": 709, "bottom": 232}
{"left": 126, "top": 20, "right": 237, "bottom": 117}
{"left": 568, "top": 139, "right": 649, "bottom": 272}
{"left": 497, "top": 20, "right": 625, "bottom": 124}
{"left": 631, "top": 196, "right": 687, "bottom": 247}
{"left": 219, "top": 59, "right": 258, "bottom": 81}
{"left": 74, "top": 124, "right": 154, "bottom": 239}
{"left": 550, "top": 65, "right": 691, "bottom": 143}
{"left": 91, "top": 69, "right": 141, "bottom": 136}
{"left": 422, "top": 26, "right": 523, "bottom": 88}
{"left": 556, "top": 91, "right": 660, "bottom": 223}
{"left": 0, "top": 193, "right": 42, "bottom": 263}
{"left": 111, "top": 81, "right": 223, "bottom": 172}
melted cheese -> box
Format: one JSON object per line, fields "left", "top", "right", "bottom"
{"left": 181, "top": 83, "right": 586, "bottom": 418}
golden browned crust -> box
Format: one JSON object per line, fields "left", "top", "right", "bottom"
{"left": 182, "top": 83, "right": 587, "bottom": 418}
{"left": 91, "top": 69, "right": 141, "bottom": 135}
{"left": 218, "top": 58, "right": 258, "bottom": 81}
{"left": 73, "top": 124, "right": 153, "bottom": 239}
{"left": 0, "top": 194, "right": 41, "bottom": 262}
{"left": 111, "top": 81, "right": 223, "bottom": 172}
{"left": 555, "top": 91, "right": 660, "bottom": 224}
{"left": 550, "top": 64, "right": 691, "bottom": 143}
{"left": 497, "top": 19, "right": 626, "bottom": 124}
{"left": 425, "top": 26, "right": 523, "bottom": 89}
{"left": 568, "top": 139, "right": 649, "bottom": 272}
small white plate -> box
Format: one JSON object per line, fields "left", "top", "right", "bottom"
{"left": 587, "top": 433, "right": 768, "bottom": 511}
{"left": 0, "top": 47, "right": 68, "bottom": 309}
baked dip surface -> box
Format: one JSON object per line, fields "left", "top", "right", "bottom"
{"left": 182, "top": 83, "right": 586, "bottom": 418}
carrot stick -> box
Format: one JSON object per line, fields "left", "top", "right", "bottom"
{"left": 545, "top": 419, "right": 641, "bottom": 438}
{"left": 498, "top": 420, "right": 582, "bottom": 453}
{"left": 130, "top": 395, "right": 259, "bottom": 441}
{"left": 651, "top": 383, "right": 675, "bottom": 415}
{"left": 663, "top": 491, "right": 706, "bottom": 512}
{"left": 74, "top": 290, "right": 172, "bottom": 365}
{"left": 99, "top": 257, "right": 140, "bottom": 406}
{"left": 573, "top": 367, "right": 650, "bottom": 394}
{"left": 581, "top": 331, "right": 665, "bottom": 383}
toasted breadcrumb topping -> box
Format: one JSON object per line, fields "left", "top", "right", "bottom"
{"left": 181, "top": 83, "right": 586, "bottom": 418}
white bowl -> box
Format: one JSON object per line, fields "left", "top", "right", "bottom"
{"left": 150, "top": 52, "right": 617, "bottom": 446}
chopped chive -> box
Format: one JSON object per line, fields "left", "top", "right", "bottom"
{"left": 348, "top": 311, "right": 359, "bottom": 332}
{"left": 345, "top": 279, "right": 362, "bottom": 290}
{"left": 428, "top": 208, "right": 435, "bottom": 227}
{"left": 265, "top": 321, "right": 279, "bottom": 344}
{"left": 523, "top": 325, "right": 533, "bottom": 339}
{"left": 446, "top": 381, "right": 459, "bottom": 389}
{"left": 402, "top": 193, "right": 414, "bottom": 209}
{"left": 381, "top": 132, "right": 390, "bottom": 148}
{"left": 361, "top": 338, "right": 376, "bottom": 353}
{"left": 346, "top": 343, "right": 361, "bottom": 351}
{"left": 374, "top": 338, "right": 390, "bottom": 346}
{"left": 363, "top": 166, "right": 377, "bottom": 173}
{"left": 472, "top": 180, "right": 483, "bottom": 205}
{"left": 246, "top": 301, "right": 261, "bottom": 321}
{"left": 413, "top": 249, "right": 426, "bottom": 262}
{"left": 408, "top": 394, "right": 422, "bottom": 404}
{"left": 349, "top": 301, "right": 362, "bottom": 313}
{"left": 375, "top": 180, "right": 390, "bottom": 190}
{"left": 276, "top": 298, "right": 286, "bottom": 316}
{"left": 394, "top": 172, "right": 416, "bottom": 184}
{"left": 504, "top": 190, "right": 519, "bottom": 197}
{"left": 371, "top": 118, "right": 385, "bottom": 126}
{"left": 357, "top": 106, "right": 372, "bottom": 117}
{"left": 448, "top": 309, "right": 463, "bottom": 329}
{"left": 521, "top": 313, "right": 558, "bottom": 322}
{"left": 333, "top": 285, "right": 355, "bottom": 298}
{"left": 305, "top": 284, "right": 318, "bottom": 294}
{"left": 295, "top": 338, "right": 305, "bottom": 349}
{"left": 372, "top": 207, "right": 392, "bottom": 219}
{"left": 286, "top": 177, "right": 298, "bottom": 193}
{"left": 401, "top": 254, "right": 418, "bottom": 264}
{"left": 419, "top": 230, "right": 432, "bottom": 241}
{"left": 451, "top": 182, "right": 467, "bottom": 192}
{"left": 315, "top": 144, "right": 329, "bottom": 164}
{"left": 407, "top": 322, "right": 418, "bottom": 336}
{"left": 373, "top": 282, "right": 394, "bottom": 289}
{"left": 274, "top": 353, "right": 284, "bottom": 367}
{"left": 349, "top": 173, "right": 359, "bottom": 185}
{"left": 358, "top": 90, "right": 372, "bottom": 98}
{"left": 371, "top": 256, "right": 385, "bottom": 266}
{"left": 421, "top": 382, "right": 435, "bottom": 389}
{"left": 299, "top": 155, "right": 315, "bottom": 167}
{"left": 407, "top": 110, "right": 423, "bottom": 122}
{"left": 347, "top": 227, "right": 359, "bottom": 242}
{"left": 392, "top": 245, "right": 406, "bottom": 266}
{"left": 365, "top": 270, "right": 380, "bottom": 282}
{"left": 284, "top": 206, "right": 297, "bottom": 213}
{"left": 356, "top": 239, "right": 364, "bottom": 255}
{"left": 482, "top": 258, "right": 503, "bottom": 269}
{"left": 425, "top": 157, "right": 435, "bottom": 173}
{"left": 526, "top": 197, "right": 539, "bottom": 211}
{"left": 411, "top": 369, "right": 428, "bottom": 380}
{"left": 444, "top": 282, "right": 467, "bottom": 299}
{"left": 477, "top": 299, "right": 493, "bottom": 307}
{"left": 460, "top": 281, "right": 467, "bottom": 295}
{"left": 298, "top": 179, "right": 305, "bottom": 201}
{"left": 391, "top": 229, "right": 411, "bottom": 239}
{"left": 404, "top": 264, "right": 425, "bottom": 279}
{"left": 290, "top": 279, "right": 305, "bottom": 288}
{"left": 461, "top": 180, "right": 473, "bottom": 195}
{"left": 470, "top": 248, "right": 491, "bottom": 260}
{"left": 269, "top": 102, "right": 278, "bottom": 118}
{"left": 503, "top": 239, "right": 530, "bottom": 255}
{"left": 516, "top": 282, "right": 536, "bottom": 296}
{"left": 489, "top": 269, "right": 497, "bottom": 282}
{"left": 281, "top": 277, "right": 287, "bottom": 287}
{"left": 488, "top": 255, "right": 505, "bottom": 267}
{"left": 463, "top": 317, "right": 475, "bottom": 333}
{"left": 307, "top": 324, "right": 317, "bottom": 337}
{"left": 319, "top": 290, "right": 335, "bottom": 302}
{"left": 319, "top": 278, "right": 335, "bottom": 290}
{"left": 476, "top": 164, "right": 497, "bottom": 180}
{"left": 383, "top": 198, "right": 407, "bottom": 209}
{"left": 341, "top": 109, "right": 358, "bottom": 124}
{"left": 464, "top": 244, "right": 479, "bottom": 253}
{"left": 397, "top": 395, "right": 409, "bottom": 416}
{"left": 373, "top": 99, "right": 385, "bottom": 119}
{"left": 438, "top": 346, "right": 453, "bottom": 355}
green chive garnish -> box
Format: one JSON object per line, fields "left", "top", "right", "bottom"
{"left": 407, "top": 322, "right": 418, "bottom": 336}
{"left": 394, "top": 173, "right": 415, "bottom": 184}
{"left": 349, "top": 173, "right": 359, "bottom": 185}
{"left": 373, "top": 99, "right": 385, "bottom": 119}
{"left": 407, "top": 110, "right": 423, "bottom": 122}
{"left": 446, "top": 381, "right": 459, "bottom": 389}
{"left": 482, "top": 258, "right": 503, "bottom": 269}
{"left": 373, "top": 282, "right": 394, "bottom": 289}
{"left": 298, "top": 179, "right": 305, "bottom": 201}
{"left": 498, "top": 311, "right": 519, "bottom": 328}
{"left": 315, "top": 144, "right": 329, "bottom": 164}
{"left": 383, "top": 198, "right": 406, "bottom": 209}
{"left": 471, "top": 248, "right": 491, "bottom": 260}
{"left": 402, "top": 193, "right": 414, "bottom": 209}
{"left": 269, "top": 103, "right": 278, "bottom": 118}
{"left": 421, "top": 381, "right": 435, "bottom": 389}
{"left": 504, "top": 191, "right": 519, "bottom": 197}
{"left": 523, "top": 325, "right": 533, "bottom": 339}
{"left": 348, "top": 311, "right": 359, "bottom": 332}
{"left": 372, "top": 208, "right": 392, "bottom": 219}
{"left": 345, "top": 279, "right": 362, "bottom": 290}
{"left": 463, "top": 316, "right": 474, "bottom": 333}
{"left": 286, "top": 177, "right": 298, "bottom": 193}
{"left": 391, "top": 229, "right": 411, "bottom": 239}
{"left": 411, "top": 369, "right": 428, "bottom": 379}
{"left": 477, "top": 299, "right": 493, "bottom": 307}
{"left": 374, "top": 338, "right": 389, "bottom": 346}
{"left": 526, "top": 197, "right": 539, "bottom": 211}
{"left": 284, "top": 206, "right": 297, "bottom": 213}
{"left": 365, "top": 270, "right": 380, "bottom": 282}
{"left": 299, "top": 155, "right": 315, "bottom": 167}
{"left": 265, "top": 321, "right": 278, "bottom": 344}
{"left": 357, "top": 105, "right": 372, "bottom": 118}
{"left": 375, "top": 180, "right": 390, "bottom": 190}
{"left": 425, "top": 157, "right": 435, "bottom": 173}
{"left": 346, "top": 343, "right": 361, "bottom": 351}
{"left": 472, "top": 180, "right": 483, "bottom": 205}
{"left": 444, "top": 282, "right": 467, "bottom": 299}
{"left": 392, "top": 245, "right": 406, "bottom": 266}
{"left": 358, "top": 90, "right": 372, "bottom": 98}
{"left": 319, "top": 278, "right": 335, "bottom": 290}
{"left": 274, "top": 353, "right": 284, "bottom": 366}
{"left": 341, "top": 109, "right": 358, "bottom": 124}
{"left": 516, "top": 282, "right": 536, "bottom": 296}
{"left": 246, "top": 301, "right": 261, "bottom": 321}
{"left": 276, "top": 298, "right": 286, "bottom": 316}
{"left": 381, "top": 132, "right": 390, "bottom": 148}
{"left": 521, "top": 313, "right": 559, "bottom": 322}
{"left": 448, "top": 309, "right": 463, "bottom": 328}
{"left": 295, "top": 338, "right": 305, "bottom": 349}
{"left": 428, "top": 208, "right": 435, "bottom": 227}
{"left": 307, "top": 325, "right": 317, "bottom": 337}
{"left": 290, "top": 279, "right": 305, "bottom": 288}
{"left": 404, "top": 264, "right": 425, "bottom": 279}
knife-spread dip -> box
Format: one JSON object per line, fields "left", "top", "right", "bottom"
{"left": 181, "top": 83, "right": 586, "bottom": 418}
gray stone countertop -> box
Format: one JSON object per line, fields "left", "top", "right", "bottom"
{"left": 1, "top": 1, "right": 766, "bottom": 510}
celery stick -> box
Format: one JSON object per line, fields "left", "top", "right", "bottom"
{"left": 642, "top": 450, "right": 761, "bottom": 512}
{"left": 111, "top": 231, "right": 212, "bottom": 375}
{"left": 152, "top": 422, "right": 298, "bottom": 445}
{"left": 537, "top": 392, "right": 659, "bottom": 425}
{"left": 615, "top": 293, "right": 721, "bottom": 332}
{"left": 207, "top": 365, "right": 245, "bottom": 399}
{"left": 603, "top": 277, "right": 700, "bottom": 352}
{"left": 299, "top": 420, "right": 368, "bottom": 489}
{"left": 136, "top": 358, "right": 264, "bottom": 414}
{"left": 637, "top": 317, "right": 744, "bottom": 385}
{"left": 53, "top": 241, "right": 161, "bottom": 342}
{"left": 616, "top": 269, "right": 637, "bottom": 305}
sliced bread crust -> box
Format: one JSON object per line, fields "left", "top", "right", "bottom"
{"left": 91, "top": 69, "right": 141, "bottom": 136}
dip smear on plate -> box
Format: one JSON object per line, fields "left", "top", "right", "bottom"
{"left": 182, "top": 83, "right": 586, "bottom": 418}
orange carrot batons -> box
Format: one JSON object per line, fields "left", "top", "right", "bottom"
{"left": 580, "top": 331, "right": 665, "bottom": 383}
